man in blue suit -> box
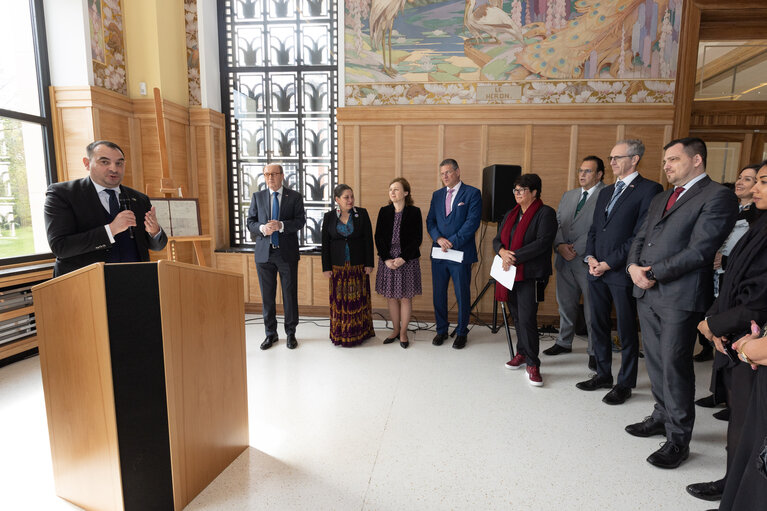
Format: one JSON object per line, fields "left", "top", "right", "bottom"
{"left": 426, "top": 158, "right": 482, "bottom": 349}
{"left": 247, "top": 164, "right": 306, "bottom": 350}
{"left": 576, "top": 140, "right": 663, "bottom": 405}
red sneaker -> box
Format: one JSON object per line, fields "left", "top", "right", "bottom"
{"left": 505, "top": 353, "right": 526, "bottom": 370}
{"left": 526, "top": 365, "right": 543, "bottom": 386}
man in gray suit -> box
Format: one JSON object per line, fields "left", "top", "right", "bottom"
{"left": 247, "top": 164, "right": 307, "bottom": 350}
{"left": 544, "top": 156, "right": 605, "bottom": 367}
{"left": 626, "top": 137, "right": 738, "bottom": 469}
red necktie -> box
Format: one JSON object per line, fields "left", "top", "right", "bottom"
{"left": 664, "top": 187, "right": 684, "bottom": 213}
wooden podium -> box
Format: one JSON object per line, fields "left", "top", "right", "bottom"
{"left": 32, "top": 261, "right": 249, "bottom": 511}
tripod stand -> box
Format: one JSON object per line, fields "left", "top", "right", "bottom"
{"left": 451, "top": 276, "right": 515, "bottom": 359}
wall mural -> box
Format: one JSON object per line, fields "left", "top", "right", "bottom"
{"left": 185, "top": 0, "right": 202, "bottom": 106}
{"left": 88, "top": 0, "right": 127, "bottom": 95}
{"left": 345, "top": 0, "right": 681, "bottom": 105}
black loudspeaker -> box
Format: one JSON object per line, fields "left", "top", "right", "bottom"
{"left": 482, "top": 164, "right": 522, "bottom": 222}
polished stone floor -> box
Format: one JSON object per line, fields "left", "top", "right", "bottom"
{"left": 0, "top": 315, "right": 726, "bottom": 510}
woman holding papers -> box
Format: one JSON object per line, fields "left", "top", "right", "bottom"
{"left": 493, "top": 173, "right": 557, "bottom": 386}
{"left": 374, "top": 178, "right": 423, "bottom": 349}
{"left": 321, "top": 184, "right": 376, "bottom": 346}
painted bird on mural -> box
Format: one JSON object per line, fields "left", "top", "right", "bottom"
{"left": 464, "top": 0, "right": 526, "bottom": 47}
{"left": 369, "top": 0, "right": 406, "bottom": 77}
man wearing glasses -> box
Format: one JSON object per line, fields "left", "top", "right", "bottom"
{"left": 577, "top": 140, "right": 662, "bottom": 406}
{"left": 247, "top": 164, "right": 307, "bottom": 350}
{"left": 426, "top": 158, "right": 482, "bottom": 349}
{"left": 544, "top": 156, "right": 606, "bottom": 369}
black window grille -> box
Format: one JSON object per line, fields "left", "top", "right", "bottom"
{"left": 219, "top": 0, "right": 338, "bottom": 248}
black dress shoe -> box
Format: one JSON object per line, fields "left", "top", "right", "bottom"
{"left": 686, "top": 479, "right": 724, "bottom": 501}
{"left": 432, "top": 333, "right": 448, "bottom": 346}
{"left": 383, "top": 335, "right": 399, "bottom": 344}
{"left": 625, "top": 417, "right": 666, "bottom": 438}
{"left": 602, "top": 385, "right": 631, "bottom": 405}
{"left": 575, "top": 374, "right": 613, "bottom": 391}
{"left": 647, "top": 441, "right": 689, "bottom": 469}
{"left": 452, "top": 335, "right": 467, "bottom": 349}
{"left": 286, "top": 334, "right": 298, "bottom": 349}
{"left": 260, "top": 334, "right": 278, "bottom": 350}
{"left": 400, "top": 340, "right": 409, "bottom": 349}
{"left": 588, "top": 355, "right": 597, "bottom": 371}
{"left": 713, "top": 408, "right": 730, "bottom": 421}
{"left": 543, "top": 344, "right": 571, "bottom": 356}
{"left": 693, "top": 346, "right": 714, "bottom": 362}
{"left": 695, "top": 394, "right": 718, "bottom": 408}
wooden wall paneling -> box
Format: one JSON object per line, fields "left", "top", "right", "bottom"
{"left": 567, "top": 126, "right": 578, "bottom": 189}
{"left": 214, "top": 252, "right": 250, "bottom": 302}
{"left": 524, "top": 125, "right": 533, "bottom": 172}
{"left": 246, "top": 257, "right": 262, "bottom": 304}
{"left": 486, "top": 125, "right": 527, "bottom": 169}
{"left": 624, "top": 125, "right": 671, "bottom": 185}
{"left": 129, "top": 116, "right": 145, "bottom": 192}
{"left": 442, "top": 126, "right": 483, "bottom": 186}
{"left": 576, "top": 125, "right": 619, "bottom": 183}
{"left": 297, "top": 257, "right": 313, "bottom": 305}
{"left": 212, "top": 123, "right": 229, "bottom": 248}
{"left": 312, "top": 257, "right": 330, "bottom": 307}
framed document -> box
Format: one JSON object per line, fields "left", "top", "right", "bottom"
{"left": 150, "top": 198, "right": 202, "bottom": 237}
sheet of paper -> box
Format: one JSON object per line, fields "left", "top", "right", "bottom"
{"left": 431, "top": 247, "right": 464, "bottom": 263}
{"left": 490, "top": 255, "right": 516, "bottom": 290}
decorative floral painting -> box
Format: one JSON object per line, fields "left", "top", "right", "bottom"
{"left": 345, "top": 0, "right": 682, "bottom": 105}
{"left": 185, "top": 0, "right": 202, "bottom": 106}
{"left": 88, "top": 0, "right": 127, "bottom": 95}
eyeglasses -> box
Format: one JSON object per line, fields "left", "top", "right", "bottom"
{"left": 578, "top": 168, "right": 594, "bottom": 174}
{"left": 512, "top": 187, "right": 529, "bottom": 195}
{"left": 608, "top": 155, "right": 631, "bottom": 162}
{"left": 264, "top": 172, "right": 283, "bottom": 177}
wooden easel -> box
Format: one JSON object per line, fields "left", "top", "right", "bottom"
{"left": 149, "top": 88, "right": 211, "bottom": 266}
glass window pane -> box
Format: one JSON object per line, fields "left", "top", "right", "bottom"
{"left": 0, "top": 117, "right": 50, "bottom": 258}
{"left": 706, "top": 141, "right": 742, "bottom": 184}
{"left": 0, "top": 2, "right": 41, "bottom": 116}
{"left": 696, "top": 41, "right": 767, "bottom": 101}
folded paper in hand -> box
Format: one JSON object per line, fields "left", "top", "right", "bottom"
{"left": 490, "top": 255, "right": 516, "bottom": 290}
{"left": 431, "top": 247, "right": 464, "bottom": 263}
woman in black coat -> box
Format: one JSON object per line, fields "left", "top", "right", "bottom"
{"left": 374, "top": 178, "right": 422, "bottom": 349}
{"left": 321, "top": 184, "right": 375, "bottom": 346}
{"left": 493, "top": 173, "right": 557, "bottom": 387}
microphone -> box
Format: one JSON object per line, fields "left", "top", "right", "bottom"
{"left": 119, "top": 197, "right": 135, "bottom": 239}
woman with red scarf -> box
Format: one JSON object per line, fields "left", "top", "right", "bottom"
{"left": 493, "top": 173, "right": 557, "bottom": 386}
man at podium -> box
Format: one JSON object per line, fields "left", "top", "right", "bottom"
{"left": 44, "top": 140, "right": 168, "bottom": 277}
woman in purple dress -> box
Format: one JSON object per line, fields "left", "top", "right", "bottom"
{"left": 374, "top": 178, "right": 422, "bottom": 348}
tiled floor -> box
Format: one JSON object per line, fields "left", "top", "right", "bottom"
{"left": 0, "top": 316, "right": 726, "bottom": 510}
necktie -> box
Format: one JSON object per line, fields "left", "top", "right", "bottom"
{"left": 574, "top": 191, "right": 588, "bottom": 217}
{"left": 105, "top": 189, "right": 119, "bottom": 220}
{"left": 271, "top": 191, "right": 279, "bottom": 247}
{"left": 445, "top": 187, "right": 454, "bottom": 216}
{"left": 605, "top": 180, "right": 625, "bottom": 216}
{"left": 664, "top": 187, "right": 684, "bottom": 214}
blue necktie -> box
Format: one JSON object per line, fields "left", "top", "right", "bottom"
{"left": 271, "top": 191, "right": 279, "bottom": 247}
{"left": 105, "top": 189, "right": 119, "bottom": 220}
{"left": 605, "top": 180, "right": 625, "bottom": 216}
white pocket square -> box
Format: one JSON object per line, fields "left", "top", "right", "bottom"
{"left": 457, "top": 202, "right": 465, "bottom": 206}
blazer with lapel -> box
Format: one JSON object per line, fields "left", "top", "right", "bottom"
{"left": 246, "top": 186, "right": 306, "bottom": 264}
{"left": 585, "top": 175, "right": 663, "bottom": 286}
{"left": 374, "top": 204, "right": 422, "bottom": 262}
{"left": 44, "top": 177, "right": 168, "bottom": 276}
{"left": 554, "top": 182, "right": 605, "bottom": 270}
{"left": 627, "top": 175, "right": 739, "bottom": 312}
{"left": 321, "top": 207, "right": 374, "bottom": 271}
{"left": 492, "top": 203, "right": 558, "bottom": 281}
{"left": 425, "top": 183, "right": 482, "bottom": 264}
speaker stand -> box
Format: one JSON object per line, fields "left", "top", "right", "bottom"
{"left": 450, "top": 277, "right": 500, "bottom": 336}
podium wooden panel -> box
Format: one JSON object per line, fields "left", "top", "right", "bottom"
{"left": 32, "top": 261, "right": 248, "bottom": 511}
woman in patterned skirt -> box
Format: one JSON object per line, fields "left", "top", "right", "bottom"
{"left": 321, "top": 184, "right": 375, "bottom": 346}
{"left": 374, "top": 178, "right": 422, "bottom": 348}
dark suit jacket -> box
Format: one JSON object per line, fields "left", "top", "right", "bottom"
{"left": 44, "top": 177, "right": 168, "bottom": 276}
{"left": 426, "top": 183, "right": 482, "bottom": 264}
{"left": 374, "top": 204, "right": 422, "bottom": 261}
{"left": 628, "top": 175, "right": 739, "bottom": 312}
{"left": 492, "top": 204, "right": 557, "bottom": 280}
{"left": 246, "top": 186, "right": 306, "bottom": 264}
{"left": 321, "top": 208, "right": 374, "bottom": 271}
{"left": 585, "top": 175, "right": 663, "bottom": 286}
